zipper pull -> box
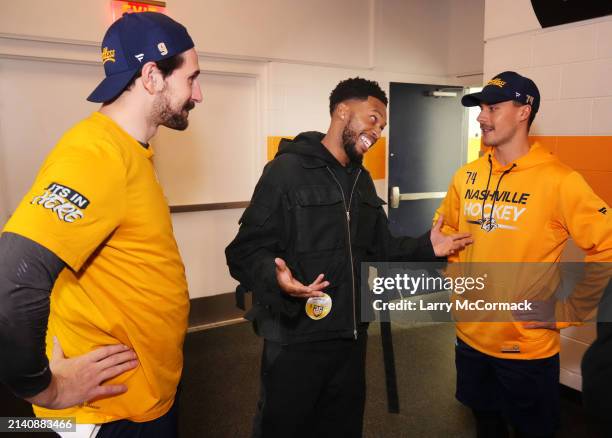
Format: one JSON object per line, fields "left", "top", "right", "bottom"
{"left": 346, "top": 211, "right": 350, "bottom": 222}
{"left": 354, "top": 329, "right": 358, "bottom": 340}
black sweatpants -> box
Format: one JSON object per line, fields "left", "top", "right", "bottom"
{"left": 252, "top": 335, "right": 367, "bottom": 438}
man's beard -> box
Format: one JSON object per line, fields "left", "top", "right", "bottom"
{"left": 154, "top": 92, "right": 195, "bottom": 131}
{"left": 341, "top": 122, "right": 363, "bottom": 164}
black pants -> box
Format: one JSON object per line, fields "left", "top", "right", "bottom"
{"left": 252, "top": 335, "right": 367, "bottom": 438}
{"left": 455, "top": 338, "right": 559, "bottom": 437}
{"left": 95, "top": 396, "right": 178, "bottom": 438}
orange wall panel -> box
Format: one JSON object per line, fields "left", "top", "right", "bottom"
{"left": 555, "top": 136, "right": 612, "bottom": 172}
{"left": 529, "top": 135, "right": 558, "bottom": 154}
{"left": 363, "top": 137, "right": 386, "bottom": 180}
{"left": 524, "top": 136, "right": 611, "bottom": 203}
{"left": 267, "top": 136, "right": 289, "bottom": 161}
{"left": 575, "top": 170, "right": 612, "bottom": 206}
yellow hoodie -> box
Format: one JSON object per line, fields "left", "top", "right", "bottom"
{"left": 435, "top": 142, "right": 612, "bottom": 359}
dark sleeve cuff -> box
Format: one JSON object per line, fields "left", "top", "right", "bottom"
{"left": 5, "top": 365, "right": 52, "bottom": 399}
{"left": 414, "top": 230, "right": 439, "bottom": 261}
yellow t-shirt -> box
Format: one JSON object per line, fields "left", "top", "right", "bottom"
{"left": 3, "top": 112, "right": 189, "bottom": 423}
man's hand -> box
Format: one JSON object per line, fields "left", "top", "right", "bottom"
{"left": 521, "top": 321, "right": 557, "bottom": 330}
{"left": 430, "top": 215, "right": 473, "bottom": 257}
{"left": 25, "top": 337, "right": 138, "bottom": 409}
{"left": 275, "top": 257, "right": 329, "bottom": 298}
{"left": 512, "top": 299, "right": 558, "bottom": 331}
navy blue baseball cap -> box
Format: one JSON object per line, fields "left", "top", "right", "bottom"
{"left": 88, "top": 12, "right": 194, "bottom": 103}
{"left": 461, "top": 71, "right": 540, "bottom": 114}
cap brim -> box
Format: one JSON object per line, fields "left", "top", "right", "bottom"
{"left": 461, "top": 88, "right": 513, "bottom": 107}
{"left": 87, "top": 68, "right": 139, "bottom": 103}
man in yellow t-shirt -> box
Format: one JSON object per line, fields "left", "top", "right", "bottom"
{"left": 0, "top": 12, "right": 202, "bottom": 437}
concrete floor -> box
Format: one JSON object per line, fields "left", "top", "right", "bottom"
{"left": 0, "top": 322, "right": 595, "bottom": 438}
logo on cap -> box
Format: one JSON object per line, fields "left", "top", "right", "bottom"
{"left": 101, "top": 47, "right": 116, "bottom": 64}
{"left": 526, "top": 95, "right": 534, "bottom": 105}
{"left": 158, "top": 42, "right": 169, "bottom": 56}
{"left": 487, "top": 78, "right": 506, "bottom": 88}
{"left": 135, "top": 53, "right": 145, "bottom": 62}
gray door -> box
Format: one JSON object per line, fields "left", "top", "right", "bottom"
{"left": 388, "top": 82, "right": 468, "bottom": 236}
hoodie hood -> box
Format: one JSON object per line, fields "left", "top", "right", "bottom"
{"left": 276, "top": 131, "right": 361, "bottom": 168}
{"left": 486, "top": 142, "right": 556, "bottom": 173}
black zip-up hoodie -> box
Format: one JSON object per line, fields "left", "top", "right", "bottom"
{"left": 226, "top": 131, "right": 435, "bottom": 343}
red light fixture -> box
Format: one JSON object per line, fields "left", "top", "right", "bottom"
{"left": 111, "top": 1, "right": 167, "bottom": 21}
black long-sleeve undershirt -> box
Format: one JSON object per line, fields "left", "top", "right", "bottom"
{"left": 0, "top": 232, "right": 65, "bottom": 398}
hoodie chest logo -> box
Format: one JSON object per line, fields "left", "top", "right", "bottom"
{"left": 480, "top": 217, "right": 498, "bottom": 232}
{"left": 462, "top": 170, "right": 531, "bottom": 232}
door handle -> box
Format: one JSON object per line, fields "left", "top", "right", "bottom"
{"left": 389, "top": 187, "right": 447, "bottom": 209}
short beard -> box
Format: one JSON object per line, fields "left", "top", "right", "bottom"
{"left": 154, "top": 91, "right": 194, "bottom": 131}
{"left": 341, "top": 123, "right": 363, "bottom": 164}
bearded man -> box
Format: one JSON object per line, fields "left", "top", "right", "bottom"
{"left": 226, "top": 77, "right": 472, "bottom": 438}
{"left": 0, "top": 12, "right": 202, "bottom": 437}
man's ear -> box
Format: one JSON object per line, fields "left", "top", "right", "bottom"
{"left": 141, "top": 61, "right": 164, "bottom": 95}
{"left": 336, "top": 102, "right": 350, "bottom": 122}
{"left": 519, "top": 104, "right": 532, "bottom": 123}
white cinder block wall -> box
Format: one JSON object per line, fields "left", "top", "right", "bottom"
{"left": 483, "top": 2, "right": 612, "bottom": 138}
{"left": 0, "top": 0, "right": 485, "bottom": 298}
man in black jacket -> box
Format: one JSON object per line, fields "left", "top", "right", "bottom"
{"left": 225, "top": 77, "right": 472, "bottom": 438}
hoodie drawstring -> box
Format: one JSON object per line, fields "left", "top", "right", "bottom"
{"left": 481, "top": 155, "right": 494, "bottom": 224}
{"left": 481, "top": 154, "right": 517, "bottom": 229}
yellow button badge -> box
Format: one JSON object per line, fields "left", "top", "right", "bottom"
{"left": 305, "top": 293, "right": 332, "bottom": 320}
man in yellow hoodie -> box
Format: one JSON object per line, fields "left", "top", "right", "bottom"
{"left": 435, "top": 71, "right": 612, "bottom": 438}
